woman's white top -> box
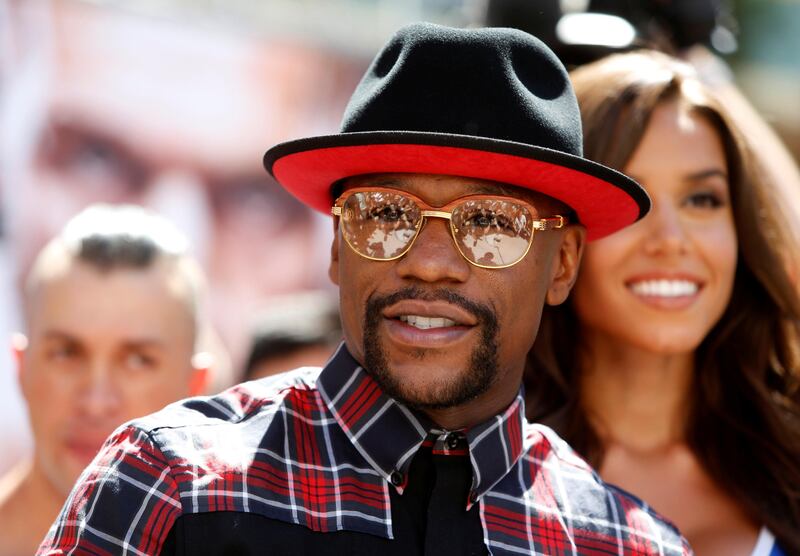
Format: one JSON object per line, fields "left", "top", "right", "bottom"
{"left": 751, "top": 528, "right": 786, "bottom": 556}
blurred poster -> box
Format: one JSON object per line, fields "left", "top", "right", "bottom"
{"left": 0, "top": 0, "right": 366, "bottom": 474}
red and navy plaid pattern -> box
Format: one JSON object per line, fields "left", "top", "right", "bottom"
{"left": 39, "top": 344, "right": 691, "bottom": 555}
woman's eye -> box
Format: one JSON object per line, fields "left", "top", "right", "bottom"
{"left": 685, "top": 191, "right": 725, "bottom": 209}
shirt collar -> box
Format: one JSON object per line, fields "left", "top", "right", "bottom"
{"left": 317, "top": 343, "right": 526, "bottom": 503}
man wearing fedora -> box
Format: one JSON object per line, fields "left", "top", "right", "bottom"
{"left": 39, "top": 23, "right": 690, "bottom": 555}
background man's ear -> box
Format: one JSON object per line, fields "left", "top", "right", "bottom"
{"left": 189, "top": 352, "right": 212, "bottom": 396}
{"left": 546, "top": 225, "right": 586, "bottom": 306}
{"left": 329, "top": 218, "right": 340, "bottom": 286}
{"left": 11, "top": 332, "right": 29, "bottom": 396}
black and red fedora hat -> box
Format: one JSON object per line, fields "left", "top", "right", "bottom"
{"left": 264, "top": 22, "right": 648, "bottom": 240}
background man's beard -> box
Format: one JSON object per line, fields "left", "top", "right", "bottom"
{"left": 363, "top": 287, "right": 499, "bottom": 410}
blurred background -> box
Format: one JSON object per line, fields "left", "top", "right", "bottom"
{"left": 0, "top": 0, "right": 797, "bottom": 476}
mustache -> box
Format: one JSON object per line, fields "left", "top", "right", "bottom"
{"left": 365, "top": 286, "right": 496, "bottom": 326}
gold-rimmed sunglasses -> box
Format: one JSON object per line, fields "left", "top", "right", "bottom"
{"left": 331, "top": 187, "right": 567, "bottom": 269}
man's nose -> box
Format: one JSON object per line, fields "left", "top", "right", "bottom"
{"left": 393, "top": 217, "right": 471, "bottom": 283}
{"left": 77, "top": 364, "right": 122, "bottom": 419}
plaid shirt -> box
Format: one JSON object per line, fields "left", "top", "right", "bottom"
{"left": 39, "top": 343, "right": 691, "bottom": 555}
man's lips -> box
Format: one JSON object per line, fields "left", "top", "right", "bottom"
{"left": 383, "top": 318, "right": 475, "bottom": 347}
{"left": 64, "top": 438, "right": 107, "bottom": 463}
{"left": 398, "top": 315, "right": 456, "bottom": 329}
{"left": 382, "top": 299, "right": 479, "bottom": 327}
{"left": 380, "top": 299, "right": 478, "bottom": 347}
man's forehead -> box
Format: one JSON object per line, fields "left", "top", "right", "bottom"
{"left": 25, "top": 259, "right": 195, "bottom": 335}
{"left": 29, "top": 255, "right": 183, "bottom": 307}
{"left": 340, "top": 173, "right": 564, "bottom": 209}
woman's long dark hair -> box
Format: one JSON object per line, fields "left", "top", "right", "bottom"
{"left": 526, "top": 50, "right": 800, "bottom": 552}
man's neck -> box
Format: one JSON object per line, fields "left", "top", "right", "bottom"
{"left": 421, "top": 380, "right": 521, "bottom": 431}
{"left": 342, "top": 342, "right": 525, "bottom": 432}
{"left": 0, "top": 458, "right": 68, "bottom": 556}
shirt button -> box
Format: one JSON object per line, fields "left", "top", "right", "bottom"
{"left": 390, "top": 471, "right": 403, "bottom": 486}
{"left": 445, "top": 432, "right": 462, "bottom": 450}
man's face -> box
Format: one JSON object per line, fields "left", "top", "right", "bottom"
{"left": 19, "top": 260, "right": 202, "bottom": 495}
{"left": 329, "top": 174, "right": 582, "bottom": 418}
{"left": 5, "top": 1, "right": 359, "bottom": 364}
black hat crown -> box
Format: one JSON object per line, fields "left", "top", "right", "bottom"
{"left": 341, "top": 23, "right": 584, "bottom": 156}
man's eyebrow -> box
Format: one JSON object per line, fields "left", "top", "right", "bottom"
{"left": 44, "top": 115, "right": 216, "bottom": 178}
{"left": 361, "top": 177, "right": 402, "bottom": 187}
{"left": 42, "top": 329, "right": 79, "bottom": 342}
{"left": 46, "top": 116, "right": 138, "bottom": 158}
{"left": 352, "top": 177, "right": 529, "bottom": 199}
{"left": 42, "top": 330, "right": 166, "bottom": 350}
{"left": 120, "top": 339, "right": 167, "bottom": 351}
{"left": 474, "top": 183, "right": 516, "bottom": 196}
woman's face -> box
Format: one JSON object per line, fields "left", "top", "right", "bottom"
{"left": 572, "top": 100, "right": 738, "bottom": 355}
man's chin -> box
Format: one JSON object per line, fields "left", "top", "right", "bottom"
{"left": 362, "top": 289, "right": 500, "bottom": 412}
{"left": 43, "top": 459, "right": 87, "bottom": 498}
{"left": 371, "top": 361, "right": 490, "bottom": 410}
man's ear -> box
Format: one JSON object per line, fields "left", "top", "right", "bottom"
{"left": 546, "top": 225, "right": 586, "bottom": 306}
{"left": 189, "top": 352, "right": 212, "bottom": 396}
{"left": 328, "top": 217, "right": 340, "bottom": 286}
{"left": 11, "top": 332, "right": 28, "bottom": 394}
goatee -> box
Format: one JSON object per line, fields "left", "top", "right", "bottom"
{"left": 363, "top": 286, "right": 499, "bottom": 410}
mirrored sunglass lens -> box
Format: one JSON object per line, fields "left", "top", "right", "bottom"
{"left": 341, "top": 191, "right": 420, "bottom": 259}
{"left": 452, "top": 199, "right": 533, "bottom": 267}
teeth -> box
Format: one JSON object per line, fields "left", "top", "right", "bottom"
{"left": 629, "top": 279, "right": 699, "bottom": 297}
{"left": 399, "top": 315, "right": 457, "bottom": 329}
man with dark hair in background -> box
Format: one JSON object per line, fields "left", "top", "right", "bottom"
{"left": 0, "top": 204, "right": 211, "bottom": 555}
{"left": 242, "top": 290, "right": 341, "bottom": 381}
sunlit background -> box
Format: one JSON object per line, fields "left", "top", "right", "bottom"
{"left": 57, "top": 0, "right": 796, "bottom": 151}
{"left": 0, "top": 0, "right": 797, "bottom": 476}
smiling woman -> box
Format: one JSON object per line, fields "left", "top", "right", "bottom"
{"left": 526, "top": 50, "right": 800, "bottom": 556}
